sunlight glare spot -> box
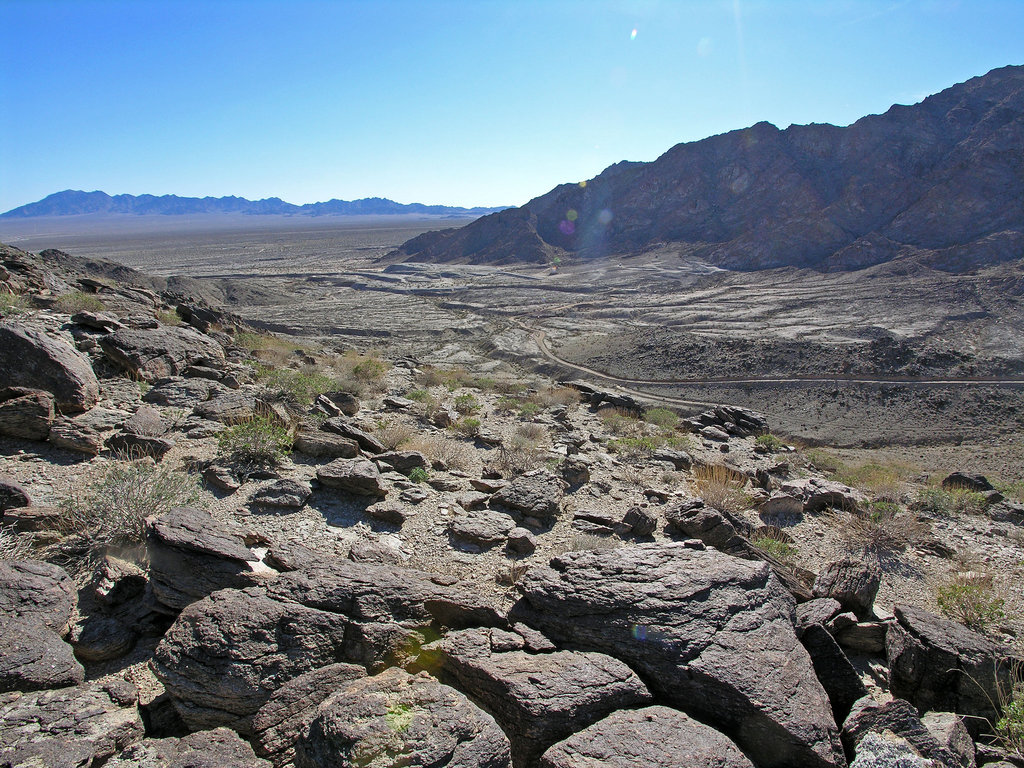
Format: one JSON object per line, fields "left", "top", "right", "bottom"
{"left": 630, "top": 28, "right": 638, "bottom": 41}
{"left": 598, "top": 208, "right": 613, "bottom": 225}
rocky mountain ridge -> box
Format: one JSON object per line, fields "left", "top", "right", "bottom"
{"left": 393, "top": 64, "right": 1024, "bottom": 274}
{"left": 2, "top": 190, "right": 506, "bottom": 218}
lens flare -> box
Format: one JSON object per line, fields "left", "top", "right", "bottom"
{"left": 558, "top": 220, "right": 575, "bottom": 236}
{"left": 578, "top": 180, "right": 587, "bottom": 188}
{"left": 630, "top": 28, "right": 637, "bottom": 41}
{"left": 598, "top": 209, "right": 613, "bottom": 225}
{"left": 566, "top": 209, "right": 578, "bottom": 222}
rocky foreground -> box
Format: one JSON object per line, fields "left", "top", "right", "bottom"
{"left": 1, "top": 241, "right": 1023, "bottom": 767}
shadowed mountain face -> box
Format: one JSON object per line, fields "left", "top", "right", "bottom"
{"left": 393, "top": 65, "right": 1024, "bottom": 273}
{"left": 1, "top": 191, "right": 504, "bottom": 218}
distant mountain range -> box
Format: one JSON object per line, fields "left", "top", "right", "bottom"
{"left": 0, "top": 190, "right": 505, "bottom": 218}
{"left": 393, "top": 64, "right": 1024, "bottom": 274}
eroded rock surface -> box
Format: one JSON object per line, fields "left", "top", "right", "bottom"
{"left": 0, "top": 322, "right": 99, "bottom": 412}
{"left": 509, "top": 543, "right": 844, "bottom": 768}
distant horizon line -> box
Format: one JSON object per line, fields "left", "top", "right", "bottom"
{"left": 1, "top": 189, "right": 512, "bottom": 218}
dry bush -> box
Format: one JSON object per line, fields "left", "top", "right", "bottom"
{"left": 569, "top": 533, "right": 621, "bottom": 552}
{"left": 218, "top": 416, "right": 294, "bottom": 466}
{"left": 56, "top": 460, "right": 200, "bottom": 569}
{"left": 836, "top": 461, "right": 914, "bottom": 502}
{"left": 0, "top": 525, "right": 34, "bottom": 561}
{"left": 936, "top": 572, "right": 1006, "bottom": 631}
{"left": 54, "top": 290, "right": 105, "bottom": 314}
{"left": 491, "top": 437, "right": 547, "bottom": 478}
{"left": 617, "top": 464, "right": 651, "bottom": 487}
{"left": 995, "top": 659, "right": 1024, "bottom": 760}
{"left": 692, "top": 463, "right": 751, "bottom": 513}
{"left": 528, "top": 385, "right": 581, "bottom": 407}
{"left": 751, "top": 527, "right": 799, "bottom": 566}
{"left": 599, "top": 407, "right": 643, "bottom": 437}
{"left": 835, "top": 505, "right": 930, "bottom": 556}
{"left": 374, "top": 419, "right": 417, "bottom": 451}
{"left": 406, "top": 435, "right": 476, "bottom": 472}
{"left": 515, "top": 422, "right": 548, "bottom": 445}
{"left": 495, "top": 561, "right": 530, "bottom": 588}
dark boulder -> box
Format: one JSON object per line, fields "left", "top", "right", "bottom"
{"left": 100, "top": 326, "right": 225, "bottom": 381}
{"left": 813, "top": 559, "right": 881, "bottom": 619}
{"left": 0, "top": 322, "right": 99, "bottom": 412}
{"left": 0, "top": 387, "right": 54, "bottom": 440}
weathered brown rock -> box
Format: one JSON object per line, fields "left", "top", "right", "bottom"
{"left": 107, "top": 727, "right": 272, "bottom": 768}
{"left": 251, "top": 479, "right": 312, "bottom": 509}
{"left": 48, "top": 415, "right": 104, "bottom": 454}
{"left": 122, "top": 404, "right": 167, "bottom": 436}
{"left": 886, "top": 604, "right": 1022, "bottom": 728}
{"left": 0, "top": 322, "right": 99, "bottom": 412}
{"left": 450, "top": 508, "right": 517, "bottom": 545}
{"left": 0, "top": 478, "right": 31, "bottom": 513}
{"left": 143, "top": 376, "right": 230, "bottom": 407}
{"left": 375, "top": 449, "right": 429, "bottom": 473}
{"left": 145, "top": 507, "right": 275, "bottom": 611}
{"left": 434, "top": 627, "right": 652, "bottom": 767}
{"left": 106, "top": 431, "right": 175, "bottom": 459}
{"left": 252, "top": 663, "right": 368, "bottom": 767}
{"left": 321, "top": 417, "right": 385, "bottom": 453}
{"left": 813, "top": 559, "right": 881, "bottom": 619}
{"left": 316, "top": 458, "right": 388, "bottom": 496}
{"left": 509, "top": 543, "right": 844, "bottom": 768}
{"left": 295, "top": 668, "right": 512, "bottom": 768}
{"left": 293, "top": 430, "right": 359, "bottom": 458}
{"left": 0, "top": 387, "right": 53, "bottom": 440}
{"left": 801, "top": 623, "right": 868, "bottom": 725}
{"left": 100, "top": 326, "right": 225, "bottom": 381}
{"left": 0, "top": 559, "right": 77, "bottom": 635}
{"left": 538, "top": 706, "right": 754, "bottom": 768}
{"left": 0, "top": 679, "right": 143, "bottom": 767}
{"left": 491, "top": 469, "right": 566, "bottom": 521}
{"left": 0, "top": 616, "right": 85, "bottom": 691}
{"left": 842, "top": 697, "right": 961, "bottom": 768}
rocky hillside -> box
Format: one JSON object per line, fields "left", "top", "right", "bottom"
{"left": 393, "top": 65, "right": 1024, "bottom": 273}
{"left": 1, "top": 241, "right": 1023, "bottom": 767}
{"left": 2, "top": 190, "right": 504, "bottom": 218}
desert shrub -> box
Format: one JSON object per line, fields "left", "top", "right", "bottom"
{"left": 528, "top": 385, "right": 580, "bottom": 408}
{"left": 996, "top": 480, "right": 1024, "bottom": 503}
{"left": 752, "top": 529, "right": 799, "bottom": 566}
{"left": 837, "top": 504, "right": 929, "bottom": 555}
{"left": 569, "top": 533, "right": 620, "bottom": 552}
{"left": 408, "top": 466, "right": 429, "bottom": 483}
{"left": 352, "top": 356, "right": 389, "bottom": 383}
{"left": 258, "top": 365, "right": 337, "bottom": 406}
{"left": 417, "top": 365, "right": 471, "bottom": 390}
{"left": 836, "top": 462, "right": 910, "bottom": 500}
{"left": 57, "top": 460, "right": 200, "bottom": 564}
{"left": 607, "top": 436, "right": 660, "bottom": 459}
{"left": 995, "top": 664, "right": 1024, "bottom": 760}
{"left": 495, "top": 562, "right": 530, "bottom": 587}
{"left": 492, "top": 438, "right": 546, "bottom": 478}
{"left": 660, "top": 469, "right": 687, "bottom": 487}
{"left": 754, "top": 433, "right": 785, "bottom": 453}
{"left": 643, "top": 407, "right": 678, "bottom": 429}
{"left": 451, "top": 417, "right": 481, "bottom": 438}
{"left": 156, "top": 308, "right": 182, "bottom": 326}
{"left": 515, "top": 422, "right": 547, "bottom": 444}
{"left": 802, "top": 448, "right": 843, "bottom": 474}
{"left": 0, "top": 291, "right": 30, "bottom": 316}
{"left": 54, "top": 290, "right": 105, "bottom": 314}
{"left": 663, "top": 433, "right": 696, "bottom": 451}
{"left": 518, "top": 401, "right": 541, "bottom": 418}
{"left": 405, "top": 389, "right": 432, "bottom": 402}
{"left": 936, "top": 573, "right": 1005, "bottom": 631}
{"left": 494, "top": 379, "right": 528, "bottom": 395}
{"left": 599, "top": 407, "right": 641, "bottom": 436}
{"left": 693, "top": 463, "right": 750, "bottom": 513}
{"left": 217, "top": 416, "right": 292, "bottom": 465}
{"left": 374, "top": 419, "right": 417, "bottom": 450}
{"left": 454, "top": 393, "right": 480, "bottom": 415}
{"left": 916, "top": 486, "right": 988, "bottom": 516}
{"left": 0, "top": 525, "right": 34, "bottom": 560}
{"left": 407, "top": 435, "right": 475, "bottom": 472}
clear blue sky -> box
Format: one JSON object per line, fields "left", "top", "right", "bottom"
{"left": 1, "top": 0, "right": 1022, "bottom": 213}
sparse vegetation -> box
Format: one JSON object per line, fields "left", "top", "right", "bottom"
{"left": 408, "top": 466, "right": 429, "bottom": 483}
{"left": 0, "top": 291, "right": 30, "bottom": 315}
{"left": 607, "top": 436, "right": 660, "bottom": 459}
{"left": 599, "top": 407, "right": 641, "bottom": 436}
{"left": 217, "top": 416, "right": 293, "bottom": 465}
{"left": 258, "top": 365, "right": 337, "bottom": 406}
{"left": 752, "top": 528, "right": 799, "bottom": 566}
{"left": 54, "top": 290, "right": 105, "bottom": 313}
{"left": 156, "top": 308, "right": 183, "bottom": 326}
{"left": 407, "top": 435, "right": 475, "bottom": 472}
{"left": 0, "top": 525, "right": 34, "bottom": 560}
{"left": 514, "top": 422, "right": 547, "bottom": 444}
{"left": 936, "top": 573, "right": 1005, "bottom": 631}
{"left": 995, "top": 661, "right": 1024, "bottom": 760}
{"left": 491, "top": 439, "right": 546, "bottom": 478}
{"left": 454, "top": 393, "right": 480, "bottom": 415}
{"left": 692, "top": 463, "right": 750, "bottom": 514}
{"left": 837, "top": 504, "right": 929, "bottom": 556}
{"left": 451, "top": 416, "right": 481, "bottom": 438}
{"left": 802, "top": 448, "right": 842, "bottom": 474}
{"left": 916, "top": 486, "right": 988, "bottom": 516}
{"left": 754, "top": 433, "right": 785, "bottom": 453}
{"left": 56, "top": 460, "right": 200, "bottom": 566}
{"left": 374, "top": 419, "right": 417, "bottom": 450}
{"left": 643, "top": 407, "right": 678, "bottom": 429}
{"left": 528, "top": 385, "right": 580, "bottom": 408}
{"left": 352, "top": 356, "right": 389, "bottom": 383}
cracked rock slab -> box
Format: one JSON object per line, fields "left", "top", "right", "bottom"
{"left": 539, "top": 706, "right": 754, "bottom": 768}
{"left": 106, "top": 727, "right": 272, "bottom": 768}
{"left": 295, "top": 668, "right": 512, "bottom": 768}
{"left": 510, "top": 543, "right": 844, "bottom": 768}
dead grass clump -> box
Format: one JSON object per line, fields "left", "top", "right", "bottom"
{"left": 0, "top": 525, "right": 34, "bottom": 561}
{"left": 835, "top": 461, "right": 914, "bottom": 502}
{"left": 56, "top": 460, "right": 200, "bottom": 570}
{"left": 936, "top": 572, "right": 1006, "bottom": 631}
{"left": 491, "top": 438, "right": 547, "bottom": 478}
{"left": 515, "top": 422, "right": 548, "bottom": 445}
{"left": 569, "top": 533, "right": 621, "bottom": 552}
{"left": 374, "top": 419, "right": 417, "bottom": 451}
{"left": 692, "top": 463, "right": 751, "bottom": 514}
{"left": 835, "top": 504, "right": 929, "bottom": 556}
{"left": 528, "top": 385, "right": 581, "bottom": 408}
{"left": 406, "top": 435, "right": 476, "bottom": 472}
{"left": 599, "top": 407, "right": 642, "bottom": 436}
